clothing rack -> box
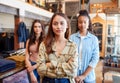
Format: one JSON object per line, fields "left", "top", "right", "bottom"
{"left": 0, "top": 32, "right": 14, "bottom": 52}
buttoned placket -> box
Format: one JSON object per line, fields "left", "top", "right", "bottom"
{"left": 78, "top": 37, "right": 82, "bottom": 70}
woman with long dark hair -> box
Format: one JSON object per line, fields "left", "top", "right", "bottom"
{"left": 25, "top": 19, "right": 45, "bottom": 83}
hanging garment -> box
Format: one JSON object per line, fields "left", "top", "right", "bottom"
{"left": 17, "top": 22, "right": 27, "bottom": 43}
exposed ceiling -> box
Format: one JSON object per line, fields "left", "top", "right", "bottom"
{"left": 90, "top": 0, "right": 118, "bottom": 14}
{"left": 90, "top": 0, "right": 111, "bottom": 4}
{"left": 46, "top": 0, "right": 119, "bottom": 14}
{"left": 47, "top": 0, "right": 112, "bottom": 3}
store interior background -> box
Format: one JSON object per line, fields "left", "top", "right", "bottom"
{"left": 0, "top": 0, "right": 120, "bottom": 83}
{"left": 0, "top": 0, "right": 120, "bottom": 58}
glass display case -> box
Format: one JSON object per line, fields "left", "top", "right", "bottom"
{"left": 105, "top": 13, "right": 120, "bottom": 57}
{"left": 106, "top": 24, "right": 115, "bottom": 56}
{"left": 92, "top": 22, "right": 103, "bottom": 52}
{"left": 114, "top": 35, "right": 120, "bottom": 56}
{"left": 91, "top": 14, "right": 107, "bottom": 57}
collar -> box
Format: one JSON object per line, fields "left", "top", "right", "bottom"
{"left": 76, "top": 31, "right": 92, "bottom": 39}
{"left": 52, "top": 40, "right": 71, "bottom": 52}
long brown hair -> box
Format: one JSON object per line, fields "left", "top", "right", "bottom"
{"left": 44, "top": 13, "right": 71, "bottom": 55}
{"left": 28, "top": 19, "right": 45, "bottom": 53}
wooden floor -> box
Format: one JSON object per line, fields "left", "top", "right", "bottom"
{"left": 95, "top": 60, "right": 112, "bottom": 83}
{"left": 95, "top": 60, "right": 104, "bottom": 83}
{"left": 95, "top": 60, "right": 120, "bottom": 83}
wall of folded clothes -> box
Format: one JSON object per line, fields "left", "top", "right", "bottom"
{"left": 0, "top": 48, "right": 26, "bottom": 83}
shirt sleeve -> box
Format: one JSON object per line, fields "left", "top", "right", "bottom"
{"left": 89, "top": 37, "right": 99, "bottom": 68}
{"left": 55, "top": 43, "right": 78, "bottom": 77}
{"left": 37, "top": 42, "right": 78, "bottom": 78}
{"left": 37, "top": 42, "right": 48, "bottom": 76}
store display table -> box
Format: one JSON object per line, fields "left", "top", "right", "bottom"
{"left": 0, "top": 66, "right": 25, "bottom": 83}
{"left": 102, "top": 66, "right": 120, "bottom": 83}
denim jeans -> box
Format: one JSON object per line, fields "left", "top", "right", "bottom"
{"left": 84, "top": 80, "right": 96, "bottom": 83}
{"left": 42, "top": 76, "right": 70, "bottom": 83}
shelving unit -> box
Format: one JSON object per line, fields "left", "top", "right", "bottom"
{"left": 106, "top": 36, "right": 115, "bottom": 55}
{"left": 114, "top": 35, "right": 120, "bottom": 56}
{"left": 105, "top": 24, "right": 115, "bottom": 56}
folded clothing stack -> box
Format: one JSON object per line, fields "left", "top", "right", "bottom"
{"left": 0, "top": 59, "right": 16, "bottom": 72}
{"left": 6, "top": 56, "right": 25, "bottom": 67}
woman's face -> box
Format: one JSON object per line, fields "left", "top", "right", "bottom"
{"left": 33, "top": 22, "right": 42, "bottom": 35}
{"left": 78, "top": 16, "right": 89, "bottom": 33}
{"left": 52, "top": 15, "right": 68, "bottom": 36}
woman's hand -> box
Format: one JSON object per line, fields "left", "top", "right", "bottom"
{"left": 75, "top": 75, "right": 85, "bottom": 83}
{"left": 31, "top": 76, "right": 38, "bottom": 83}
{"left": 68, "top": 57, "right": 74, "bottom": 63}
{"left": 46, "top": 62, "right": 51, "bottom": 68}
{"left": 30, "top": 72, "right": 38, "bottom": 83}
{"left": 27, "top": 65, "right": 34, "bottom": 72}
